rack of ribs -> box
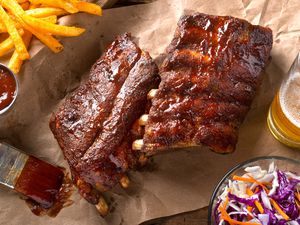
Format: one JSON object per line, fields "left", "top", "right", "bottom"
{"left": 133, "top": 13, "right": 273, "bottom": 155}
{"left": 49, "top": 33, "right": 159, "bottom": 215}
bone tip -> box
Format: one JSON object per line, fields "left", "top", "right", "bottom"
{"left": 120, "top": 175, "right": 130, "bottom": 189}
{"left": 139, "top": 154, "right": 148, "bottom": 166}
{"left": 95, "top": 196, "right": 109, "bottom": 217}
{"left": 138, "top": 114, "right": 149, "bottom": 126}
{"left": 132, "top": 139, "right": 144, "bottom": 150}
{"left": 147, "top": 89, "right": 158, "bottom": 99}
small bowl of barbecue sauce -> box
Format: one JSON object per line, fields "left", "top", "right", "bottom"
{"left": 0, "top": 64, "right": 18, "bottom": 115}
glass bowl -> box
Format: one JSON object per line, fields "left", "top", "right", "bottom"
{"left": 207, "top": 156, "right": 300, "bottom": 224}
{"left": 0, "top": 63, "right": 18, "bottom": 115}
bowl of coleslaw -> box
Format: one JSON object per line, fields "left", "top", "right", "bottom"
{"left": 208, "top": 156, "right": 300, "bottom": 225}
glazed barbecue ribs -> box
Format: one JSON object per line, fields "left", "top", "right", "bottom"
{"left": 140, "top": 13, "right": 273, "bottom": 155}
{"left": 50, "top": 33, "right": 159, "bottom": 209}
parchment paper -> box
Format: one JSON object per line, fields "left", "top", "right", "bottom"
{"left": 0, "top": 0, "right": 300, "bottom": 224}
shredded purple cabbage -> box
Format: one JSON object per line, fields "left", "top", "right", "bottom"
{"left": 214, "top": 167, "right": 300, "bottom": 225}
{"left": 228, "top": 192, "right": 257, "bottom": 207}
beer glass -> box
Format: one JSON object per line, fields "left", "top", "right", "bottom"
{"left": 267, "top": 53, "right": 300, "bottom": 148}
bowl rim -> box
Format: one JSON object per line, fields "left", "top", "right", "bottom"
{"left": 207, "top": 155, "right": 300, "bottom": 224}
{"left": 0, "top": 63, "right": 19, "bottom": 115}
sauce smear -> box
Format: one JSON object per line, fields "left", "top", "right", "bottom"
{"left": 0, "top": 67, "right": 17, "bottom": 112}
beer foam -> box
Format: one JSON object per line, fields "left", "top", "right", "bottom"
{"left": 279, "top": 74, "right": 300, "bottom": 128}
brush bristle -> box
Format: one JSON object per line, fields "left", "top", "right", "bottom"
{"left": 14, "top": 156, "right": 64, "bottom": 209}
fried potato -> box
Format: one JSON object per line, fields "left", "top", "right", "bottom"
{"left": 0, "top": 0, "right": 102, "bottom": 73}
{"left": 22, "top": 14, "right": 85, "bottom": 37}
{"left": 25, "top": 7, "right": 67, "bottom": 17}
{"left": 41, "top": 15, "right": 57, "bottom": 24}
{"left": 75, "top": 2, "right": 102, "bottom": 16}
{"left": 0, "top": 6, "right": 29, "bottom": 60}
{"left": 2, "top": 0, "right": 26, "bottom": 18}
{"left": 0, "top": 22, "right": 6, "bottom": 33}
{"left": 0, "top": 37, "right": 16, "bottom": 57}
{"left": 29, "top": 0, "right": 78, "bottom": 13}
{"left": 8, "top": 30, "right": 32, "bottom": 73}
{"left": 0, "top": 14, "right": 25, "bottom": 33}
{"left": 0, "top": 29, "right": 24, "bottom": 57}
{"left": 20, "top": 1, "right": 30, "bottom": 10}
{"left": 17, "top": 0, "right": 28, "bottom": 3}
{"left": 18, "top": 19, "right": 64, "bottom": 53}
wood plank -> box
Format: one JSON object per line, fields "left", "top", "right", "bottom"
{"left": 141, "top": 207, "right": 208, "bottom": 225}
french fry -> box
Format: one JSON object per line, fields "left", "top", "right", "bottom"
{"left": 29, "top": 0, "right": 78, "bottom": 13}
{"left": 22, "top": 14, "right": 85, "bottom": 37}
{"left": 0, "top": 34, "right": 8, "bottom": 42}
{"left": 1, "top": 0, "right": 26, "bottom": 18}
{"left": 25, "top": 7, "right": 67, "bottom": 17}
{"left": 0, "top": 6, "right": 29, "bottom": 60}
{"left": 17, "top": 19, "right": 64, "bottom": 53}
{"left": 20, "top": 1, "right": 30, "bottom": 10}
{"left": 28, "top": 29, "right": 64, "bottom": 53}
{"left": 0, "top": 37, "right": 15, "bottom": 57}
{"left": 28, "top": 3, "right": 39, "bottom": 9}
{"left": 0, "top": 29, "right": 24, "bottom": 57}
{"left": 0, "top": 22, "right": 6, "bottom": 33}
{"left": 75, "top": 2, "right": 102, "bottom": 16}
{"left": 0, "top": 14, "right": 24, "bottom": 33}
{"left": 5, "top": 2, "right": 64, "bottom": 53}
{"left": 8, "top": 30, "right": 32, "bottom": 73}
{"left": 41, "top": 15, "right": 57, "bottom": 24}
{"left": 0, "top": 0, "right": 102, "bottom": 73}
{"left": 17, "top": 0, "right": 29, "bottom": 3}
{"left": 4, "top": 15, "right": 56, "bottom": 28}
{"left": 5, "top": 0, "right": 83, "bottom": 37}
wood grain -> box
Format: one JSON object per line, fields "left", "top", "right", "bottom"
{"left": 141, "top": 207, "right": 209, "bottom": 225}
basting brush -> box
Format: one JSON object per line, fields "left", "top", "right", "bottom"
{"left": 0, "top": 142, "right": 64, "bottom": 209}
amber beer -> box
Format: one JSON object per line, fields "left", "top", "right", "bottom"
{"left": 267, "top": 53, "right": 300, "bottom": 148}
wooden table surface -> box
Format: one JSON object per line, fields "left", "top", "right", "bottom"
{"left": 141, "top": 207, "right": 209, "bottom": 225}
{"left": 109, "top": 1, "right": 210, "bottom": 224}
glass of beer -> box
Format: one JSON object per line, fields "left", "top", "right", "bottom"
{"left": 267, "top": 53, "right": 300, "bottom": 148}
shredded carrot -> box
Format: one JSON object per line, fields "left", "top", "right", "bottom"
{"left": 254, "top": 186, "right": 260, "bottom": 193}
{"left": 218, "top": 197, "right": 234, "bottom": 225}
{"left": 296, "top": 192, "right": 300, "bottom": 203}
{"left": 246, "top": 206, "right": 253, "bottom": 220}
{"left": 233, "top": 175, "right": 269, "bottom": 193}
{"left": 295, "top": 190, "right": 300, "bottom": 210}
{"left": 223, "top": 196, "right": 229, "bottom": 208}
{"left": 246, "top": 188, "right": 264, "bottom": 214}
{"left": 219, "top": 203, "right": 261, "bottom": 225}
{"left": 270, "top": 198, "right": 289, "bottom": 220}
{"left": 247, "top": 175, "right": 271, "bottom": 191}
{"left": 254, "top": 200, "right": 264, "bottom": 214}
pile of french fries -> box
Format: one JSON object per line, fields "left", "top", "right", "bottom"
{"left": 0, "top": 0, "right": 102, "bottom": 73}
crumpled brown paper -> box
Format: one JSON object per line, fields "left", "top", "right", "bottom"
{"left": 0, "top": 0, "right": 300, "bottom": 224}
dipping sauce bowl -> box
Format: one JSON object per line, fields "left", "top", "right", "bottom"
{"left": 0, "top": 64, "right": 18, "bottom": 115}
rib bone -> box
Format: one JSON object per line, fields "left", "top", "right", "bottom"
{"left": 132, "top": 139, "right": 144, "bottom": 150}
{"left": 138, "top": 114, "right": 149, "bottom": 126}
{"left": 139, "top": 154, "right": 148, "bottom": 166}
{"left": 95, "top": 196, "right": 109, "bottom": 217}
{"left": 147, "top": 89, "right": 158, "bottom": 99}
{"left": 120, "top": 175, "right": 130, "bottom": 188}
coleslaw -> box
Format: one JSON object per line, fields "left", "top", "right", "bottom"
{"left": 214, "top": 162, "right": 300, "bottom": 225}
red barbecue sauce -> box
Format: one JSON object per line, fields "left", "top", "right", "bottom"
{"left": 0, "top": 67, "right": 16, "bottom": 112}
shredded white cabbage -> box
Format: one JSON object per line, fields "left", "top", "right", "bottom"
{"left": 216, "top": 161, "right": 300, "bottom": 225}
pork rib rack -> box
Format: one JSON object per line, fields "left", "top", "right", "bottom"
{"left": 138, "top": 13, "right": 273, "bottom": 155}
{"left": 50, "top": 33, "right": 159, "bottom": 215}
